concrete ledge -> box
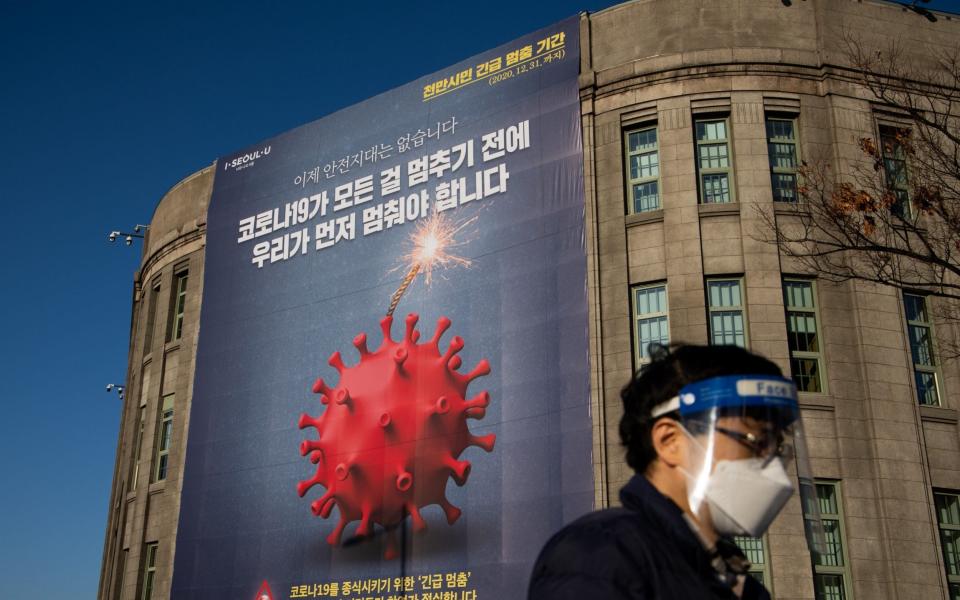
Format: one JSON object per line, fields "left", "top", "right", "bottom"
{"left": 800, "top": 394, "right": 836, "bottom": 412}
{"left": 595, "top": 59, "right": 825, "bottom": 96}
{"left": 139, "top": 226, "right": 206, "bottom": 288}
{"left": 625, "top": 209, "right": 664, "bottom": 227}
{"left": 698, "top": 203, "right": 741, "bottom": 217}
{"left": 920, "top": 405, "right": 959, "bottom": 425}
{"left": 773, "top": 201, "right": 811, "bottom": 217}
{"left": 578, "top": 70, "right": 596, "bottom": 91}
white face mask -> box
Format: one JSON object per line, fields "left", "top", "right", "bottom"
{"left": 703, "top": 457, "right": 794, "bottom": 538}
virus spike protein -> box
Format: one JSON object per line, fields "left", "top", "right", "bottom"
{"left": 297, "top": 313, "right": 495, "bottom": 558}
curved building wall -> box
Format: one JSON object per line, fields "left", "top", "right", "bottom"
{"left": 580, "top": 1, "right": 960, "bottom": 598}
{"left": 99, "top": 1, "right": 960, "bottom": 598}
{"left": 98, "top": 165, "right": 213, "bottom": 600}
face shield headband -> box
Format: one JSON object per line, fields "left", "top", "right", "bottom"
{"left": 651, "top": 374, "right": 799, "bottom": 423}
{"left": 650, "top": 374, "right": 825, "bottom": 552}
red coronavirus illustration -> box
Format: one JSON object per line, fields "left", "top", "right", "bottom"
{"left": 297, "top": 312, "right": 495, "bottom": 559}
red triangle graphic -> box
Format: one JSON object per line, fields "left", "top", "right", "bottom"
{"left": 255, "top": 580, "right": 274, "bottom": 600}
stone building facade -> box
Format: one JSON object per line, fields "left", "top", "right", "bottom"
{"left": 98, "top": 167, "right": 212, "bottom": 600}
{"left": 99, "top": 1, "right": 960, "bottom": 599}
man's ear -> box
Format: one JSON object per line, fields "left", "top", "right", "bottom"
{"left": 651, "top": 417, "right": 683, "bottom": 468}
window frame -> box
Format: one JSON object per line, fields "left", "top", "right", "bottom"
{"left": 140, "top": 542, "right": 158, "bottom": 600}
{"left": 733, "top": 534, "right": 773, "bottom": 590}
{"left": 879, "top": 124, "right": 913, "bottom": 220}
{"left": 707, "top": 277, "right": 749, "bottom": 348}
{"left": 808, "top": 480, "right": 854, "bottom": 600}
{"left": 631, "top": 283, "right": 670, "bottom": 368}
{"left": 934, "top": 490, "right": 960, "bottom": 598}
{"left": 695, "top": 116, "right": 736, "bottom": 204}
{"left": 783, "top": 278, "right": 827, "bottom": 394}
{"left": 171, "top": 271, "right": 188, "bottom": 341}
{"left": 903, "top": 292, "right": 942, "bottom": 407}
{"left": 766, "top": 114, "right": 800, "bottom": 203}
{"left": 153, "top": 393, "right": 175, "bottom": 483}
{"left": 624, "top": 124, "right": 661, "bottom": 214}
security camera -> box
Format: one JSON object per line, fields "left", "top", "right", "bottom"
{"left": 125, "top": 236, "right": 133, "bottom": 246}
{"left": 106, "top": 384, "right": 114, "bottom": 392}
{"left": 108, "top": 231, "right": 119, "bottom": 242}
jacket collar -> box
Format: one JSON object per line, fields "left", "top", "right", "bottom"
{"left": 621, "top": 475, "right": 753, "bottom": 589}
{"left": 620, "top": 474, "right": 713, "bottom": 570}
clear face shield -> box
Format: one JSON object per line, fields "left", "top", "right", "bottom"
{"left": 652, "top": 375, "right": 825, "bottom": 552}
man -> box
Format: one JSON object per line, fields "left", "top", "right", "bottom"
{"left": 528, "top": 344, "right": 821, "bottom": 600}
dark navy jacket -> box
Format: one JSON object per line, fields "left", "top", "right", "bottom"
{"left": 528, "top": 475, "right": 771, "bottom": 600}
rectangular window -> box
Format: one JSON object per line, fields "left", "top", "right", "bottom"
{"left": 708, "top": 278, "right": 748, "bottom": 348}
{"left": 880, "top": 125, "right": 911, "bottom": 219}
{"left": 807, "top": 481, "right": 852, "bottom": 600}
{"left": 783, "top": 279, "right": 824, "bottom": 393}
{"left": 169, "top": 272, "right": 188, "bottom": 341}
{"left": 936, "top": 491, "right": 960, "bottom": 599}
{"left": 140, "top": 543, "right": 158, "bottom": 600}
{"left": 153, "top": 394, "right": 174, "bottom": 482}
{"left": 767, "top": 116, "right": 799, "bottom": 202}
{"left": 904, "top": 293, "right": 941, "bottom": 406}
{"left": 625, "top": 126, "right": 661, "bottom": 213}
{"left": 696, "top": 118, "right": 734, "bottom": 204}
{"left": 733, "top": 535, "right": 771, "bottom": 586}
{"left": 632, "top": 284, "right": 669, "bottom": 366}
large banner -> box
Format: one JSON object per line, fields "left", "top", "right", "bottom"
{"left": 173, "top": 16, "right": 590, "bottom": 600}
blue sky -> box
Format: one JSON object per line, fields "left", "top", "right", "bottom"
{"left": 2, "top": 0, "right": 959, "bottom": 597}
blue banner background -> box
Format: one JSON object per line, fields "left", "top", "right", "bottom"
{"left": 173, "top": 16, "right": 591, "bottom": 600}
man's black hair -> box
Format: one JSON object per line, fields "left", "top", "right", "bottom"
{"left": 619, "top": 343, "right": 783, "bottom": 473}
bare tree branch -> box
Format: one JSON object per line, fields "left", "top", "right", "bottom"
{"left": 756, "top": 34, "right": 960, "bottom": 358}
